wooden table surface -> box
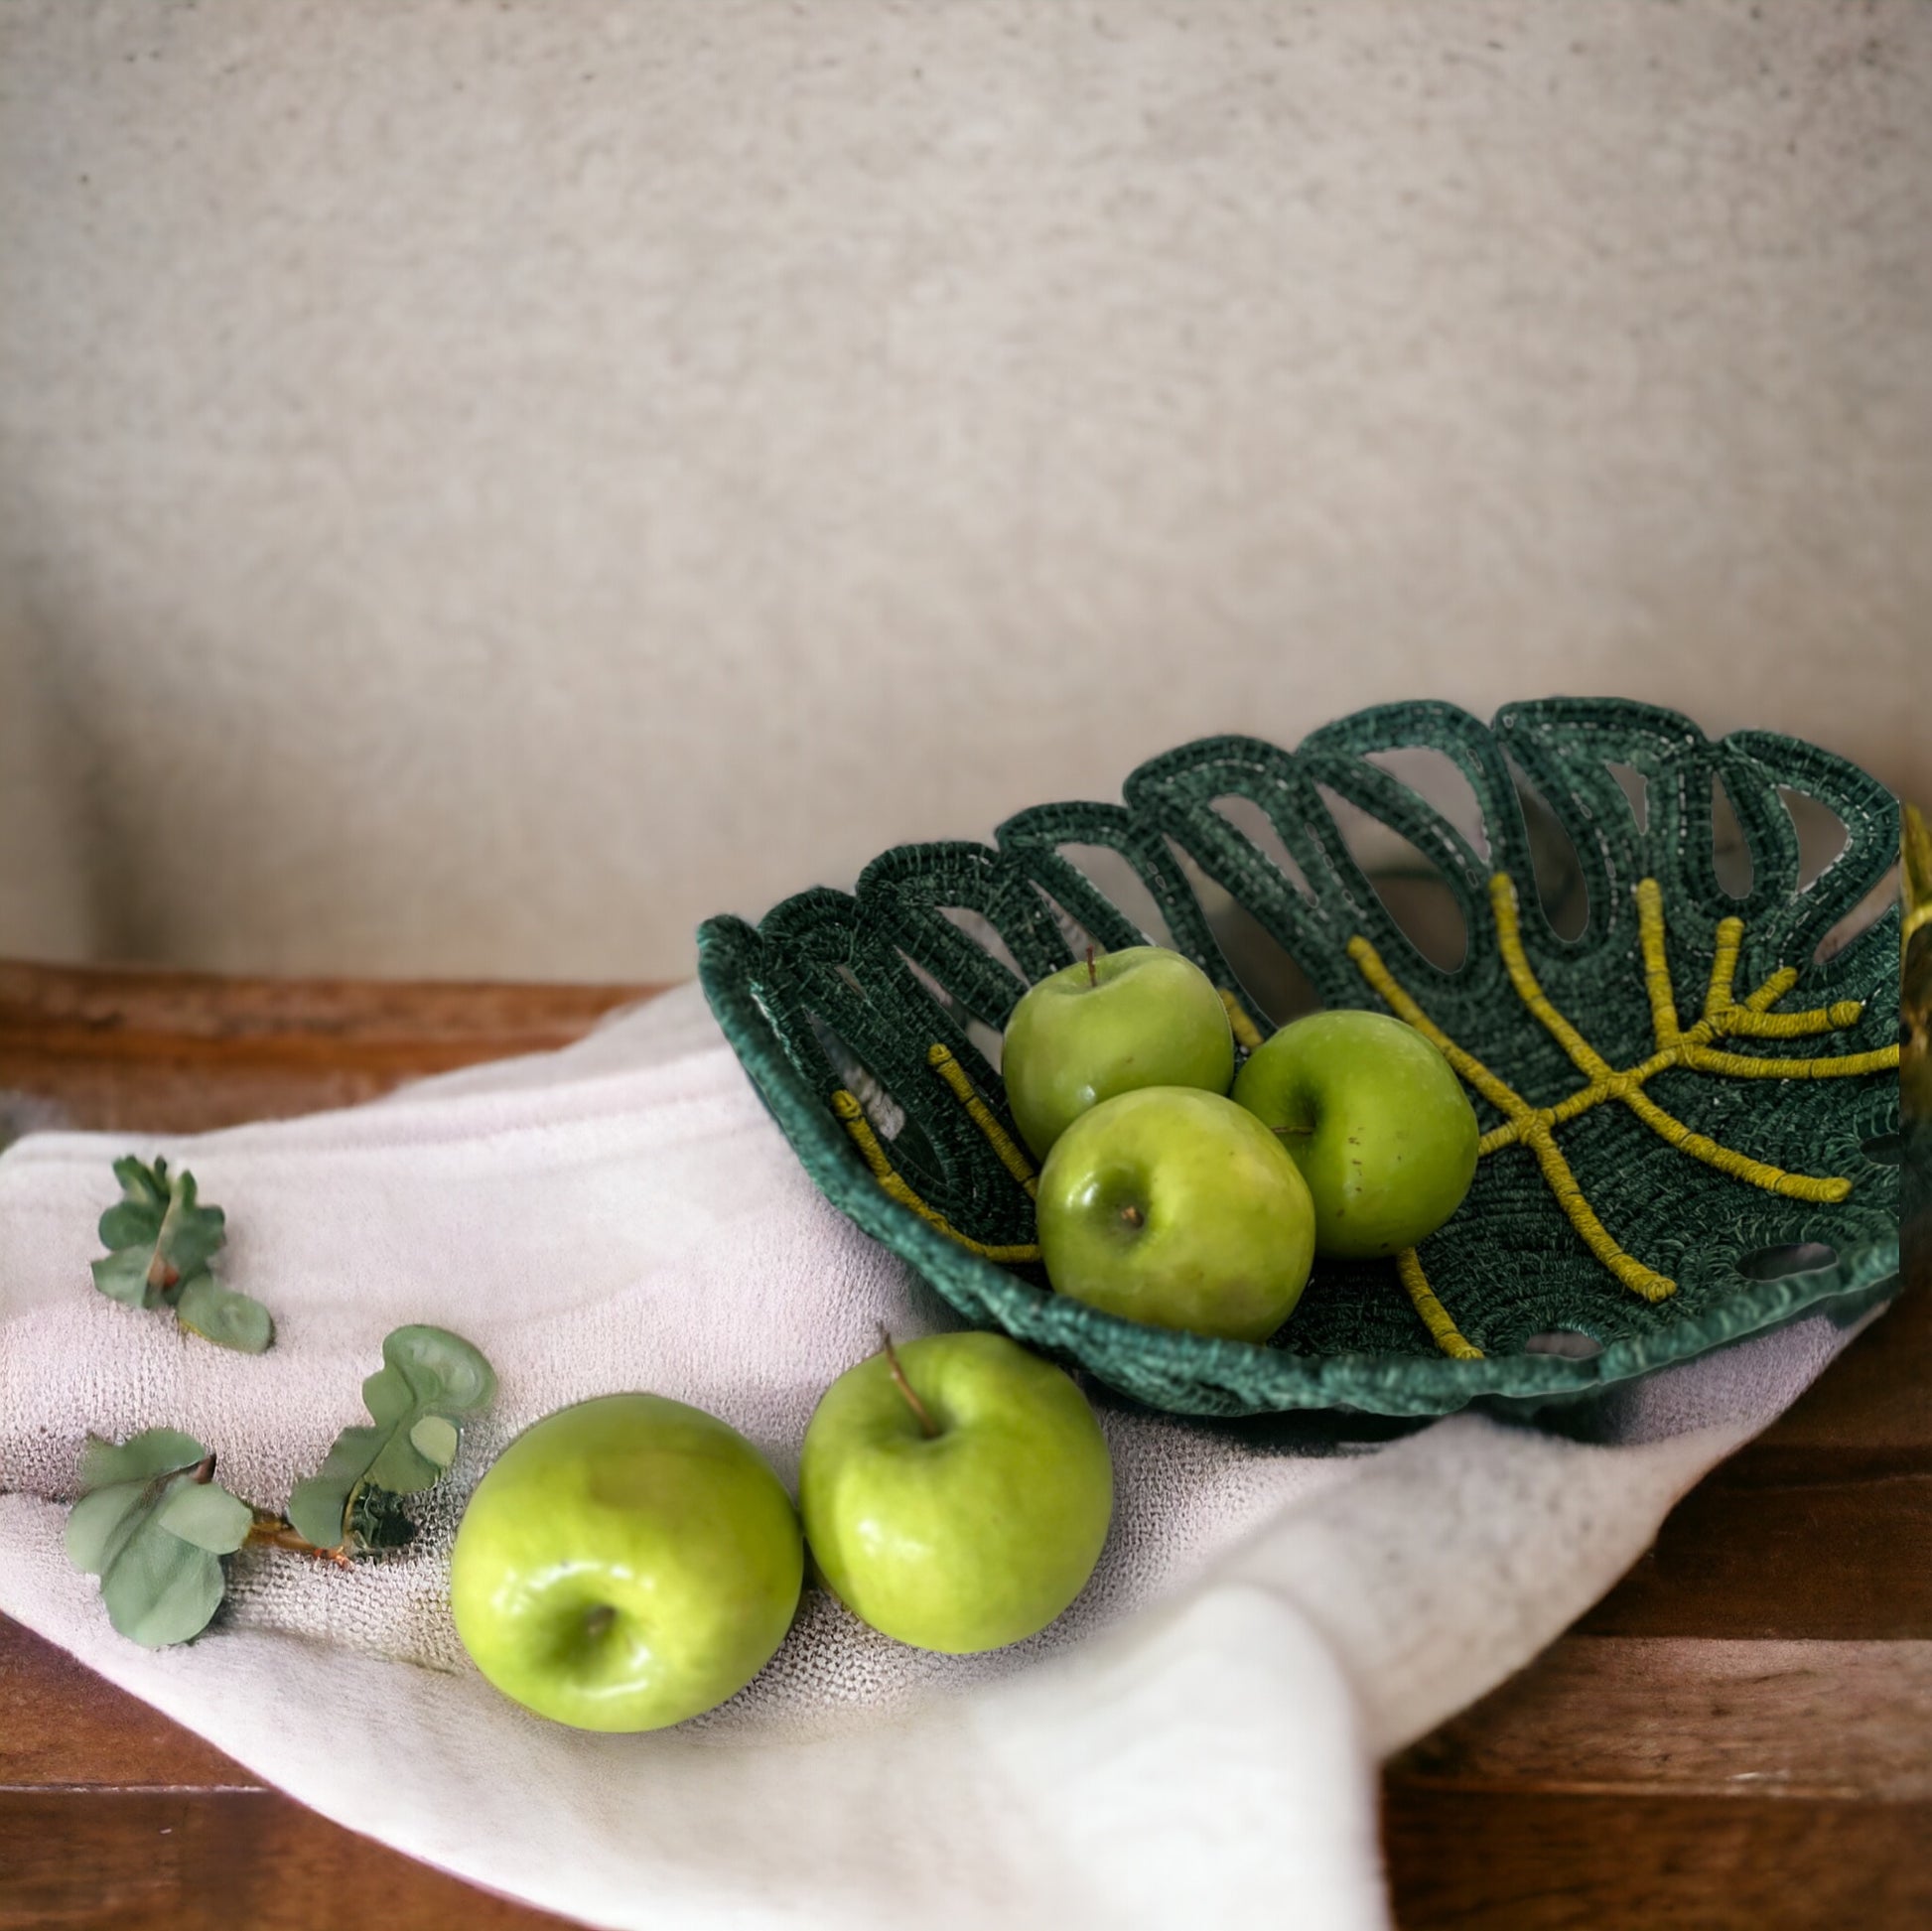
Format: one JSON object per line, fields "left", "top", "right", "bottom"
{"left": 1, "top": 958, "right": 1925, "bottom": 1930}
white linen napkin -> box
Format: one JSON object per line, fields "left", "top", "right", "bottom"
{"left": 0, "top": 983, "right": 1879, "bottom": 1929}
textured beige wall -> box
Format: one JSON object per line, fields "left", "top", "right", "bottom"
{"left": 1, "top": 0, "right": 1927, "bottom": 979}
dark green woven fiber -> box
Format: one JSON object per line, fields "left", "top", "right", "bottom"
{"left": 697, "top": 698, "right": 1901, "bottom": 1417}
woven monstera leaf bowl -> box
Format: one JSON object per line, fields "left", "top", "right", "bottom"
{"left": 698, "top": 699, "right": 1902, "bottom": 1417}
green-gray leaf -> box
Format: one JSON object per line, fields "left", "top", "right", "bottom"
{"left": 65, "top": 1428, "right": 249, "bottom": 1648}
{"left": 65, "top": 1482, "right": 152, "bottom": 1576}
{"left": 92, "top": 1156, "right": 225, "bottom": 1301}
{"left": 408, "top": 1415, "right": 460, "bottom": 1469}
{"left": 157, "top": 1480, "right": 253, "bottom": 1554}
{"left": 285, "top": 1326, "right": 495, "bottom": 1552}
{"left": 98, "top": 1522, "right": 227, "bottom": 1647}
{"left": 89, "top": 1248, "right": 163, "bottom": 1309}
{"left": 89, "top": 1155, "right": 270, "bottom": 1349}
{"left": 78, "top": 1428, "right": 208, "bottom": 1490}
{"left": 173, "top": 1272, "right": 275, "bottom": 1354}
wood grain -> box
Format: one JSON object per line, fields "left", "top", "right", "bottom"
{"left": 1573, "top": 1286, "right": 1931, "bottom": 1645}
{"left": 1380, "top": 1791, "right": 1932, "bottom": 1929}
{"left": 0, "top": 1790, "right": 579, "bottom": 1931}
{"left": 0, "top": 959, "right": 654, "bottom": 1133}
{"left": 0, "top": 1618, "right": 247, "bottom": 1790}
{"left": 1390, "top": 1637, "right": 1932, "bottom": 1801}
{"left": 0, "top": 954, "right": 1923, "bottom": 1930}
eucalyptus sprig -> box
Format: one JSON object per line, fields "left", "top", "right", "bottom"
{"left": 65, "top": 1430, "right": 254, "bottom": 1646}
{"left": 286, "top": 1325, "right": 497, "bottom": 1555}
{"left": 90, "top": 1155, "right": 273, "bottom": 1353}
{"left": 67, "top": 1325, "right": 495, "bottom": 1646}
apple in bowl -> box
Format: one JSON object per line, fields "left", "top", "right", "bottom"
{"left": 1002, "top": 945, "right": 1235, "bottom": 1158}
{"left": 1035, "top": 1085, "right": 1317, "bottom": 1343}
{"left": 1232, "top": 1009, "right": 1479, "bottom": 1258}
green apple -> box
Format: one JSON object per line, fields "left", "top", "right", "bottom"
{"left": 450, "top": 1394, "right": 802, "bottom": 1731}
{"left": 1035, "top": 1086, "right": 1316, "bottom": 1342}
{"left": 1232, "top": 1009, "right": 1479, "bottom": 1258}
{"left": 1002, "top": 944, "right": 1236, "bottom": 1158}
{"left": 799, "top": 1330, "right": 1112, "bottom": 1653}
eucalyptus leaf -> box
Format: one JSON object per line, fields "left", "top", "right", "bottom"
{"left": 90, "top": 1156, "right": 225, "bottom": 1309}
{"left": 89, "top": 1248, "right": 164, "bottom": 1309}
{"left": 286, "top": 1325, "right": 495, "bottom": 1552}
{"left": 64, "top": 1482, "right": 151, "bottom": 1576}
{"left": 98, "top": 1520, "right": 228, "bottom": 1647}
{"left": 157, "top": 1480, "right": 254, "bottom": 1554}
{"left": 78, "top": 1428, "right": 207, "bottom": 1489}
{"left": 88, "top": 1155, "right": 266, "bottom": 1348}
{"left": 65, "top": 1427, "right": 249, "bottom": 1648}
{"left": 409, "top": 1414, "right": 460, "bottom": 1469}
{"left": 173, "top": 1271, "right": 275, "bottom": 1354}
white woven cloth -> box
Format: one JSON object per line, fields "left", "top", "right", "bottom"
{"left": 0, "top": 983, "right": 1873, "bottom": 1929}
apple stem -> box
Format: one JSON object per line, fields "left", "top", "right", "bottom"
{"left": 878, "top": 1325, "right": 941, "bottom": 1439}
{"left": 1085, "top": 945, "right": 1097, "bottom": 988}
{"left": 1120, "top": 1204, "right": 1144, "bottom": 1229}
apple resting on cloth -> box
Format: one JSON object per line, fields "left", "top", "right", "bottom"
{"left": 451, "top": 1393, "right": 803, "bottom": 1731}
{"left": 799, "top": 1330, "right": 1113, "bottom": 1653}
{"left": 1035, "top": 1086, "right": 1316, "bottom": 1343}
{"left": 1002, "top": 944, "right": 1235, "bottom": 1158}
{"left": 1232, "top": 1009, "right": 1479, "bottom": 1258}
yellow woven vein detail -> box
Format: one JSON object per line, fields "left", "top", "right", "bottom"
{"left": 1345, "top": 935, "right": 1525, "bottom": 1118}
{"left": 925, "top": 1042, "right": 1039, "bottom": 1197}
{"left": 1348, "top": 929, "right": 1678, "bottom": 1304}
{"left": 1219, "top": 987, "right": 1267, "bottom": 1053}
{"left": 1714, "top": 1001, "right": 1865, "bottom": 1039}
{"left": 1704, "top": 916, "right": 1745, "bottom": 1018}
{"left": 1349, "top": 868, "right": 1898, "bottom": 1341}
{"left": 1744, "top": 966, "right": 1800, "bottom": 1012}
{"left": 1676, "top": 1040, "right": 1899, "bottom": 1080}
{"left": 1494, "top": 875, "right": 1620, "bottom": 1079}
{"left": 832, "top": 1089, "right": 1042, "bottom": 1262}
{"left": 1397, "top": 1249, "right": 1484, "bottom": 1359}
{"left": 1633, "top": 879, "right": 1683, "bottom": 1047}
{"left": 1611, "top": 1085, "right": 1851, "bottom": 1203}
{"left": 1514, "top": 1114, "right": 1678, "bottom": 1301}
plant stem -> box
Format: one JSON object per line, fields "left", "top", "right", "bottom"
{"left": 878, "top": 1325, "right": 940, "bottom": 1439}
{"left": 1086, "top": 945, "right": 1098, "bottom": 988}
{"left": 246, "top": 1510, "right": 352, "bottom": 1568}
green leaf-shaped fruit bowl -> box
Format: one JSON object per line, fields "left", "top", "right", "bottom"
{"left": 698, "top": 698, "right": 1902, "bottom": 1416}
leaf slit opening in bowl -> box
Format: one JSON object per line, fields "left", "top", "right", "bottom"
{"left": 1161, "top": 834, "right": 1320, "bottom": 1031}
{"left": 1814, "top": 860, "right": 1901, "bottom": 965}
{"left": 1605, "top": 761, "right": 1650, "bottom": 832}
{"left": 1209, "top": 793, "right": 1317, "bottom": 902}
{"left": 895, "top": 950, "right": 1007, "bottom": 1072}
{"left": 1506, "top": 757, "right": 1589, "bottom": 942}
{"left": 936, "top": 904, "right": 1029, "bottom": 982}
{"left": 1312, "top": 782, "right": 1468, "bottom": 974}
{"left": 1778, "top": 787, "right": 1851, "bottom": 892}
{"left": 1711, "top": 774, "right": 1755, "bottom": 900}
{"left": 1733, "top": 1241, "right": 1840, "bottom": 1283}
{"left": 1043, "top": 843, "right": 1178, "bottom": 952}
{"left": 1362, "top": 745, "right": 1495, "bottom": 863}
